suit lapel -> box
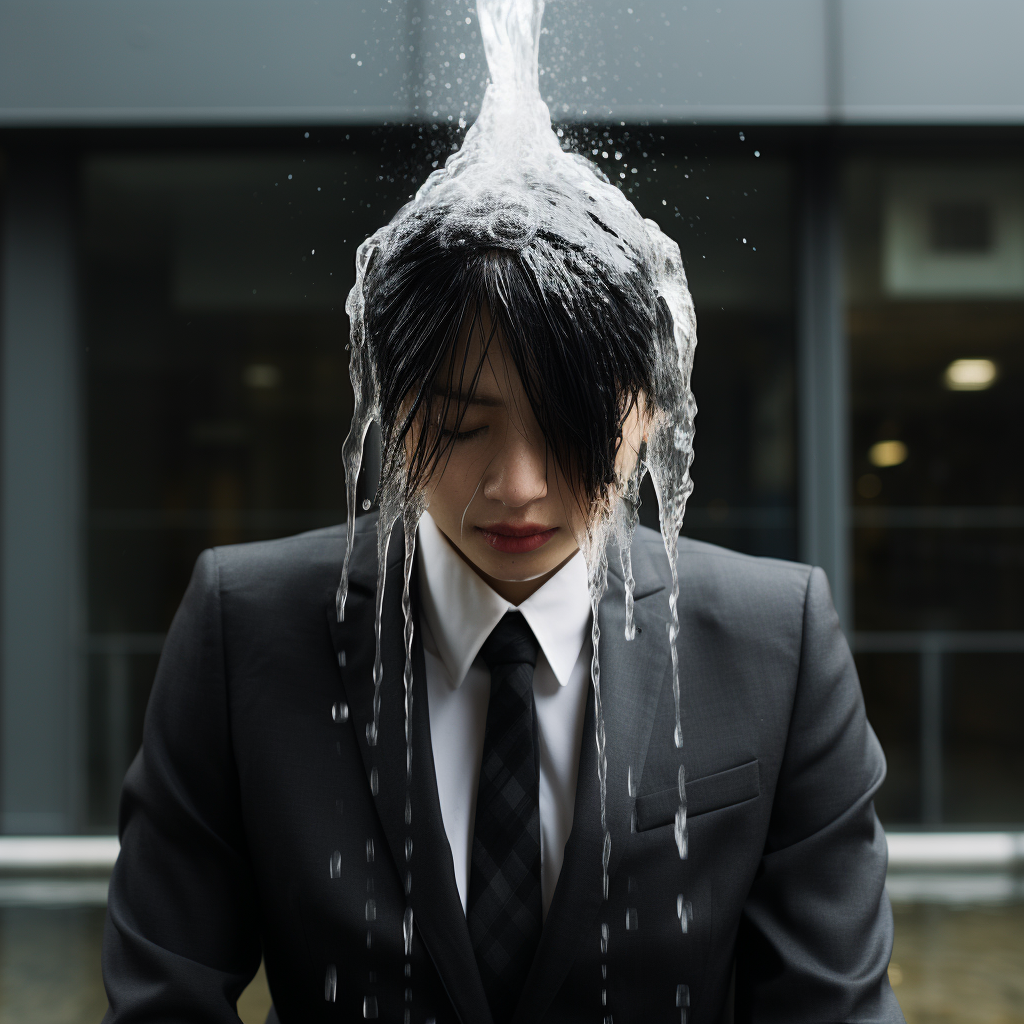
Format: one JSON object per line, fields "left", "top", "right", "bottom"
{"left": 326, "top": 517, "right": 494, "bottom": 1024}
{"left": 512, "top": 540, "right": 671, "bottom": 1024}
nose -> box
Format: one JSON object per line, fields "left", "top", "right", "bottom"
{"left": 482, "top": 424, "right": 548, "bottom": 508}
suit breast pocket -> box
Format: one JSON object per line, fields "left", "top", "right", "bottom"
{"left": 635, "top": 759, "right": 760, "bottom": 832}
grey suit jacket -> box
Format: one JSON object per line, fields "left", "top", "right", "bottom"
{"left": 102, "top": 515, "right": 904, "bottom": 1023}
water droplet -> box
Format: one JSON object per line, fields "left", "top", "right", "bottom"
{"left": 405, "top": 963, "right": 412, "bottom": 978}
{"left": 338, "top": 650, "right": 346, "bottom": 668}
{"left": 600, "top": 922, "right": 609, "bottom": 955}
{"left": 601, "top": 964, "right": 607, "bottom": 979}
{"left": 625, "top": 907, "right": 638, "bottom": 931}
{"left": 332, "top": 701, "right": 349, "bottom": 723}
{"left": 366, "top": 929, "right": 372, "bottom": 948}
{"left": 366, "top": 723, "right": 378, "bottom": 746}
{"left": 627, "top": 876, "right": 637, "bottom": 893}
{"left": 627, "top": 764, "right": 636, "bottom": 797}
{"left": 601, "top": 988, "right": 607, "bottom": 1005}
{"left": 366, "top": 839, "right": 375, "bottom": 862}
{"left": 676, "top": 984, "right": 690, "bottom": 1007}
{"left": 405, "top": 871, "right": 412, "bottom": 894}
{"left": 405, "top": 795, "right": 412, "bottom": 824}
{"left": 363, "top": 995, "right": 379, "bottom": 1018}
{"left": 405, "top": 838, "right": 413, "bottom": 861}
{"left": 324, "top": 964, "right": 337, "bottom": 1002}
{"left": 370, "top": 768, "right": 379, "bottom": 795}
{"left": 674, "top": 723, "right": 684, "bottom": 748}
{"left": 404, "top": 906, "right": 414, "bottom": 955}
{"left": 362, "top": 498, "right": 372, "bottom": 510}
{"left": 330, "top": 850, "right": 342, "bottom": 878}
{"left": 365, "top": 898, "right": 377, "bottom": 921}
{"left": 675, "top": 806, "right": 688, "bottom": 859}
{"left": 677, "top": 895, "right": 693, "bottom": 933}
{"left": 602, "top": 831, "right": 611, "bottom": 900}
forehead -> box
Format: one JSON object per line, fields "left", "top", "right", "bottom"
{"left": 437, "top": 302, "right": 524, "bottom": 405}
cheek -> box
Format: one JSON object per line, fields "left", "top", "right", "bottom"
{"left": 426, "top": 449, "right": 480, "bottom": 521}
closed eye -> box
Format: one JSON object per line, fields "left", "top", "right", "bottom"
{"left": 440, "top": 426, "right": 487, "bottom": 443}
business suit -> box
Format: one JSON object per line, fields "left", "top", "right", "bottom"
{"left": 102, "top": 513, "right": 904, "bottom": 1023}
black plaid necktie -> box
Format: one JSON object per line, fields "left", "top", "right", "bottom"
{"left": 467, "top": 612, "right": 543, "bottom": 1023}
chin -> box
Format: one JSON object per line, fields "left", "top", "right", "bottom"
{"left": 475, "top": 549, "right": 561, "bottom": 584}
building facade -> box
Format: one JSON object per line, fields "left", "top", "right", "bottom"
{"left": 1, "top": 0, "right": 1022, "bottom": 833}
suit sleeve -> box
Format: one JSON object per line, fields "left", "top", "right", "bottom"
{"left": 735, "top": 567, "right": 905, "bottom": 1024}
{"left": 102, "top": 549, "right": 262, "bottom": 1023}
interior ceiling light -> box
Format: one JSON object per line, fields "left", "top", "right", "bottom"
{"left": 868, "top": 440, "right": 908, "bottom": 468}
{"left": 944, "top": 358, "right": 998, "bottom": 391}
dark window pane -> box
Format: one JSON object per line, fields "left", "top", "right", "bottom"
{"left": 81, "top": 151, "right": 403, "bottom": 829}
{"left": 856, "top": 653, "right": 921, "bottom": 824}
{"left": 944, "top": 653, "right": 1024, "bottom": 824}
{"left": 845, "top": 157, "right": 1024, "bottom": 826}
{"left": 634, "top": 155, "right": 797, "bottom": 560}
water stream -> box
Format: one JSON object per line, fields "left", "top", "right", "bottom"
{"left": 335, "top": 0, "right": 697, "bottom": 1016}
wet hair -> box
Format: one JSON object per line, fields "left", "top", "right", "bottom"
{"left": 362, "top": 213, "right": 662, "bottom": 508}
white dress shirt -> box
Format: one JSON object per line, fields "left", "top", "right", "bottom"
{"left": 416, "top": 511, "right": 592, "bottom": 919}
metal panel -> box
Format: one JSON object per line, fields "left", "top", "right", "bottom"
{"left": 797, "top": 152, "right": 850, "bottom": 630}
{"left": 840, "top": 0, "right": 1024, "bottom": 123}
{"left": 0, "top": 0, "right": 831, "bottom": 127}
{"left": 0, "top": 0, "right": 414, "bottom": 125}
{"left": 3, "top": 0, "right": 1024, "bottom": 127}
{"left": 0, "top": 160, "right": 83, "bottom": 833}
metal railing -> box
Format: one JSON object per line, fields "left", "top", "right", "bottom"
{"left": 0, "top": 833, "right": 1018, "bottom": 906}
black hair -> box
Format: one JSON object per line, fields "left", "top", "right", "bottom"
{"left": 362, "top": 207, "right": 661, "bottom": 509}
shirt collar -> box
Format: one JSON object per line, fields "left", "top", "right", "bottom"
{"left": 416, "top": 510, "right": 591, "bottom": 690}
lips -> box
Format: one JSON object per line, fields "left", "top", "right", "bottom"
{"left": 477, "top": 523, "right": 558, "bottom": 554}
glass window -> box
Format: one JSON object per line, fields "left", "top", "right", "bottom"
{"left": 81, "top": 149, "right": 403, "bottom": 829}
{"left": 845, "top": 157, "right": 1024, "bottom": 826}
{"left": 629, "top": 144, "right": 798, "bottom": 560}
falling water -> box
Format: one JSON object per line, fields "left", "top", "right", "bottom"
{"left": 335, "top": 0, "right": 697, "bottom": 1015}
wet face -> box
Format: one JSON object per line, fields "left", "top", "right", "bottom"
{"left": 416, "top": 307, "right": 645, "bottom": 605}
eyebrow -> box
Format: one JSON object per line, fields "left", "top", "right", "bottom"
{"left": 430, "top": 387, "right": 503, "bottom": 408}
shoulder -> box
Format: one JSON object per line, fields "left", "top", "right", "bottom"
{"left": 192, "top": 517, "right": 380, "bottom": 619}
{"left": 631, "top": 523, "right": 812, "bottom": 597}
{"left": 627, "top": 524, "right": 817, "bottom": 640}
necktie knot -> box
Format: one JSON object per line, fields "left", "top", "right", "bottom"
{"left": 479, "top": 612, "right": 539, "bottom": 673}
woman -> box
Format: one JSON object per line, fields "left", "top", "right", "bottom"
{"left": 102, "top": 217, "right": 902, "bottom": 1023}
{"left": 103, "top": 1, "right": 901, "bottom": 1018}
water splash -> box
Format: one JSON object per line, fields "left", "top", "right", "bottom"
{"left": 335, "top": 0, "right": 698, "bottom": 1006}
